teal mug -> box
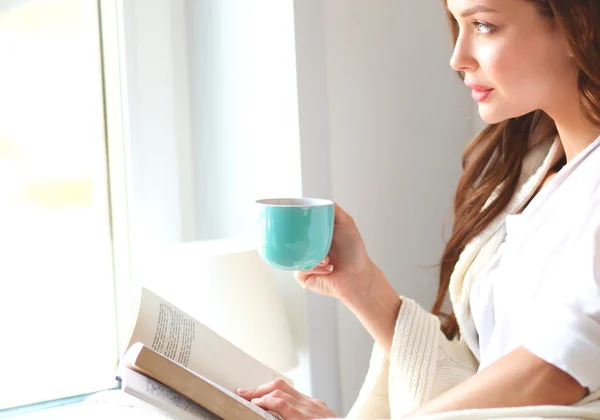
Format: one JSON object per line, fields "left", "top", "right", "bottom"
{"left": 256, "top": 198, "right": 335, "bottom": 271}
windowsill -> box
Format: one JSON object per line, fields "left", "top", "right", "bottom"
{"left": 7, "top": 403, "right": 84, "bottom": 419}
{"left": 6, "top": 390, "right": 180, "bottom": 419}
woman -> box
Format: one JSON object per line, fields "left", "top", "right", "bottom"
{"left": 238, "top": 0, "right": 600, "bottom": 418}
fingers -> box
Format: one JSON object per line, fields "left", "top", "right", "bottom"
{"left": 294, "top": 258, "right": 334, "bottom": 289}
{"left": 311, "top": 257, "right": 335, "bottom": 274}
{"left": 250, "top": 390, "right": 300, "bottom": 420}
{"left": 250, "top": 392, "right": 337, "bottom": 420}
{"left": 237, "top": 378, "right": 303, "bottom": 401}
{"left": 295, "top": 257, "right": 333, "bottom": 277}
{"left": 238, "top": 381, "right": 337, "bottom": 420}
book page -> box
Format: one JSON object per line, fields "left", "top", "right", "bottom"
{"left": 117, "top": 366, "right": 218, "bottom": 420}
{"left": 125, "top": 288, "right": 289, "bottom": 392}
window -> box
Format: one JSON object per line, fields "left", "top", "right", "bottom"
{"left": 0, "top": 0, "right": 127, "bottom": 411}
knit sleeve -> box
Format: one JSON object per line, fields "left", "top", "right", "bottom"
{"left": 346, "top": 297, "right": 478, "bottom": 419}
{"left": 388, "top": 297, "right": 478, "bottom": 418}
{"left": 345, "top": 342, "right": 391, "bottom": 419}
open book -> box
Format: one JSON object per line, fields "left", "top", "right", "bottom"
{"left": 116, "top": 287, "right": 291, "bottom": 420}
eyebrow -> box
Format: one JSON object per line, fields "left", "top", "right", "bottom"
{"left": 459, "top": 5, "right": 499, "bottom": 18}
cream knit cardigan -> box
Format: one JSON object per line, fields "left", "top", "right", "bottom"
{"left": 347, "top": 138, "right": 600, "bottom": 420}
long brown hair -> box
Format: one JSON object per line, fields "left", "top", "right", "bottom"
{"left": 432, "top": 0, "right": 600, "bottom": 340}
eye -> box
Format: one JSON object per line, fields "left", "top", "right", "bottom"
{"left": 472, "top": 20, "right": 495, "bottom": 35}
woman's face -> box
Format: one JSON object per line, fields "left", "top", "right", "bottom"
{"left": 446, "top": 0, "right": 578, "bottom": 124}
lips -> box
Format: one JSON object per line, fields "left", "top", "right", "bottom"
{"left": 465, "top": 81, "right": 494, "bottom": 103}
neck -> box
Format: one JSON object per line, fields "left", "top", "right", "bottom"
{"left": 546, "top": 100, "right": 600, "bottom": 163}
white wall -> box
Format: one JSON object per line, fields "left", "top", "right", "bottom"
{"left": 294, "top": 1, "right": 475, "bottom": 413}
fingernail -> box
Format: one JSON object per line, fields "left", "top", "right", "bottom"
{"left": 251, "top": 398, "right": 260, "bottom": 403}
{"left": 320, "top": 259, "right": 327, "bottom": 266}
{"left": 237, "top": 388, "right": 249, "bottom": 395}
{"left": 327, "top": 265, "right": 334, "bottom": 272}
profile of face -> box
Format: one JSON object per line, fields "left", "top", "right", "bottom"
{"left": 446, "top": 0, "right": 579, "bottom": 124}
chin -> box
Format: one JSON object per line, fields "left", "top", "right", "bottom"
{"left": 478, "top": 101, "right": 537, "bottom": 125}
{"left": 478, "top": 106, "right": 513, "bottom": 125}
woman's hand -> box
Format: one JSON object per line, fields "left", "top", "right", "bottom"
{"left": 295, "top": 204, "right": 376, "bottom": 304}
{"left": 237, "top": 379, "right": 337, "bottom": 420}
{"left": 298, "top": 203, "right": 402, "bottom": 355}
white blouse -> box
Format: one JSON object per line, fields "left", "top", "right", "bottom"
{"left": 470, "top": 134, "right": 600, "bottom": 392}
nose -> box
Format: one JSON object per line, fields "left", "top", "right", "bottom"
{"left": 449, "top": 35, "right": 478, "bottom": 72}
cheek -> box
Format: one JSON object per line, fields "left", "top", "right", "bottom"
{"left": 473, "top": 42, "right": 544, "bottom": 123}
{"left": 485, "top": 45, "right": 543, "bottom": 102}
{"left": 478, "top": 38, "right": 556, "bottom": 117}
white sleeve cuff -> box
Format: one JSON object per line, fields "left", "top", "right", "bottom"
{"left": 519, "top": 302, "right": 600, "bottom": 392}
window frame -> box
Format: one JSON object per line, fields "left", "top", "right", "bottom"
{"left": 99, "top": 0, "right": 136, "bottom": 353}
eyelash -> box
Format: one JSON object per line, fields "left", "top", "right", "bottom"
{"left": 472, "top": 20, "right": 496, "bottom": 35}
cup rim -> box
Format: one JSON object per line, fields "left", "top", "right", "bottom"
{"left": 256, "top": 198, "right": 334, "bottom": 207}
